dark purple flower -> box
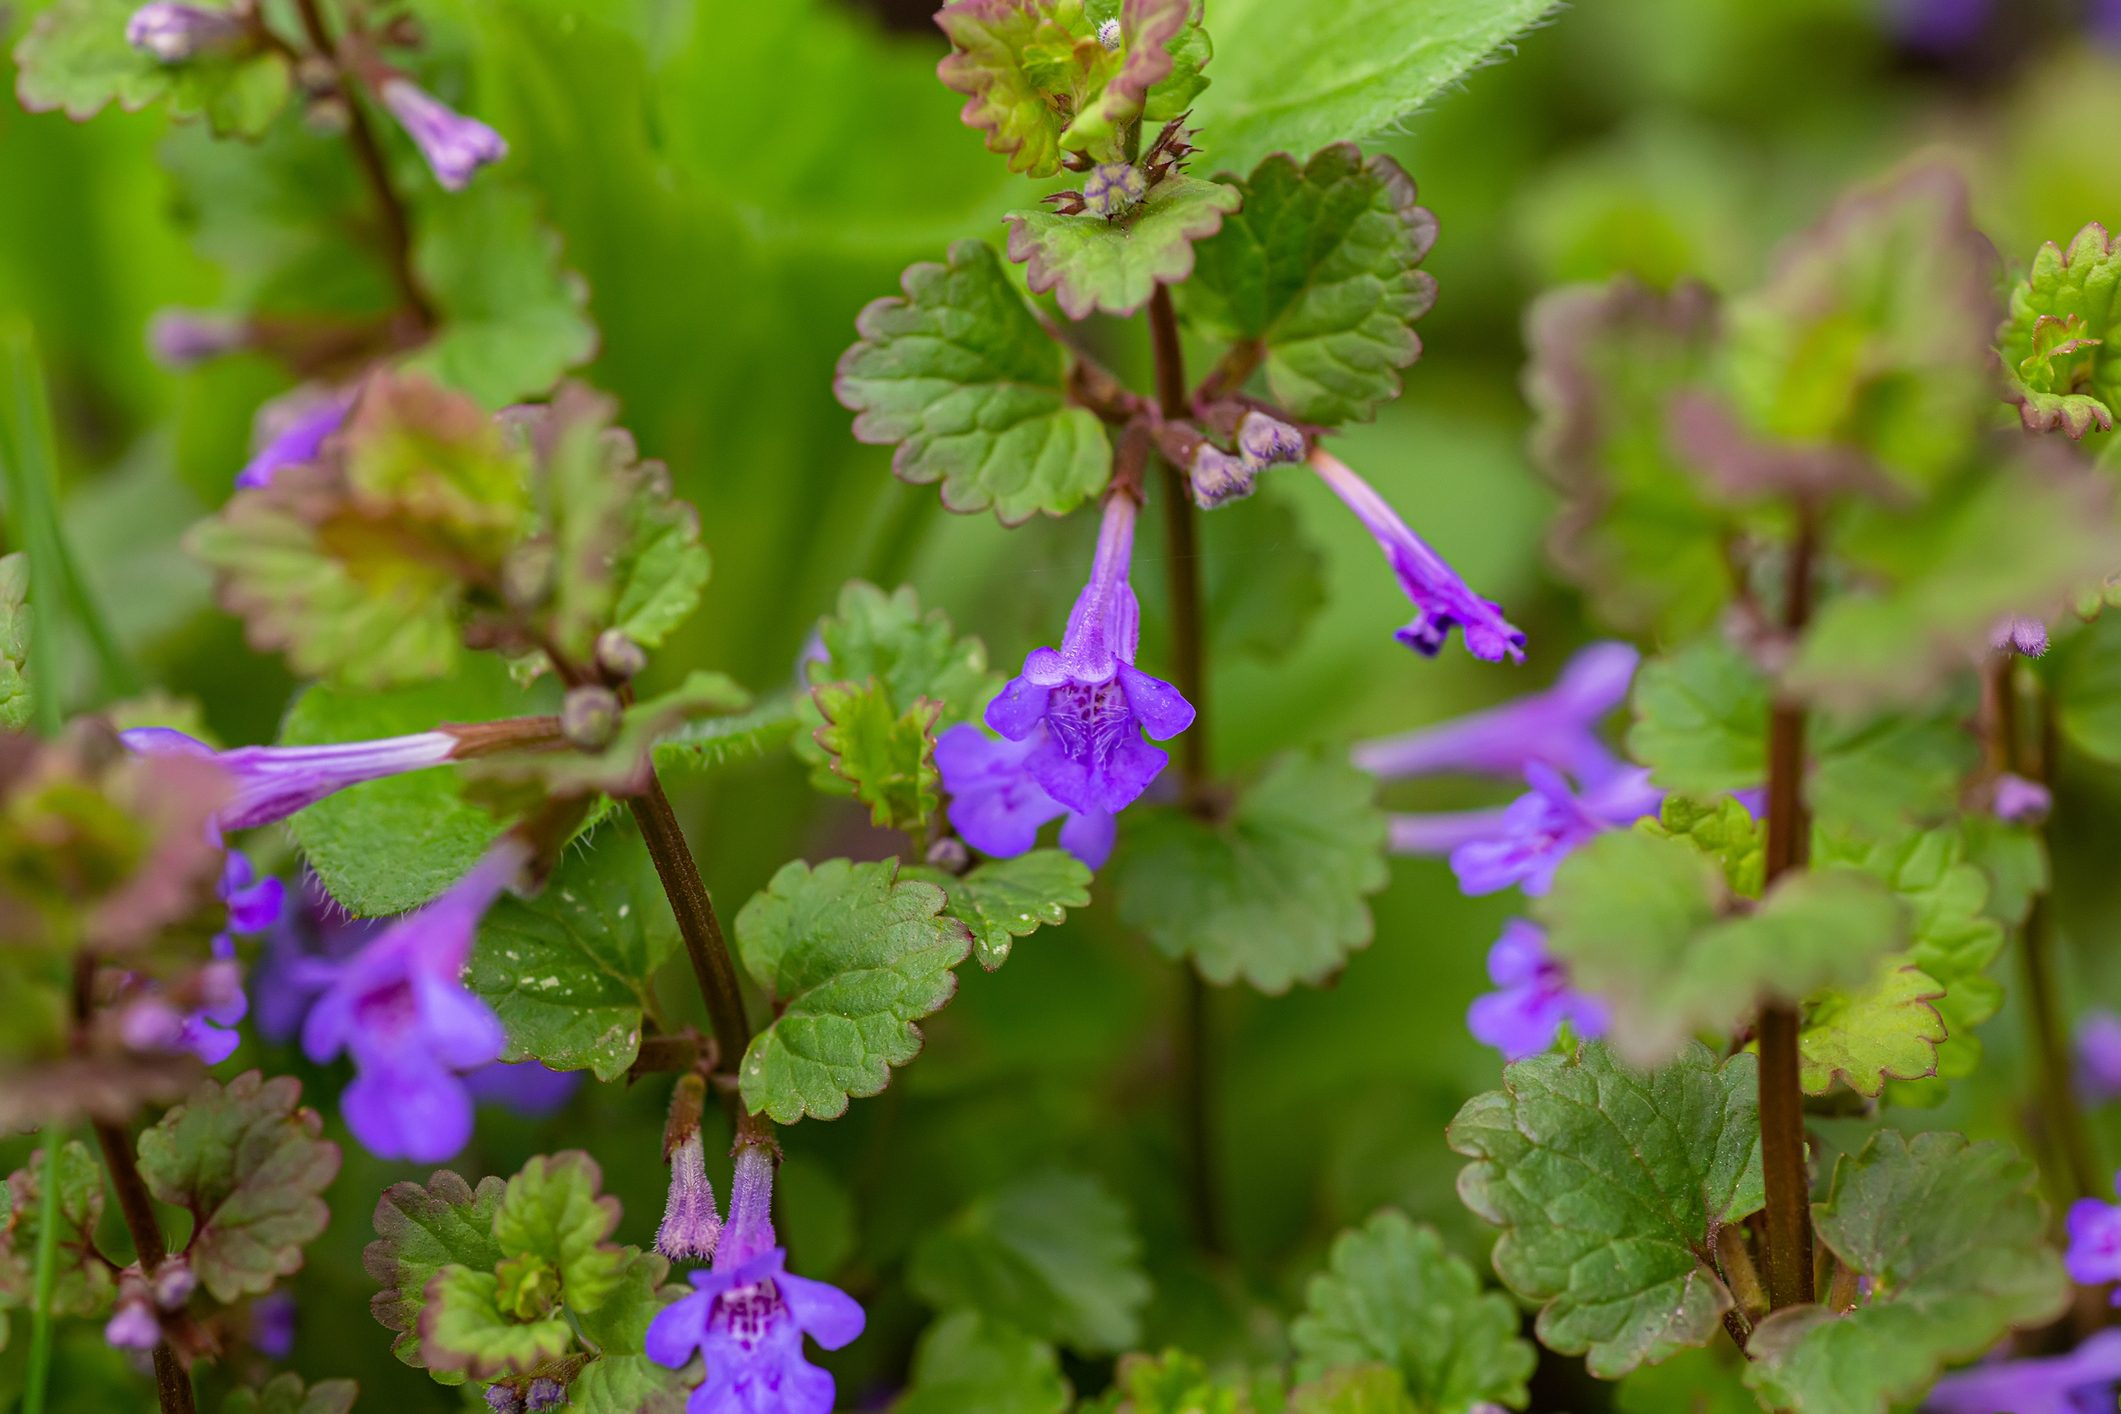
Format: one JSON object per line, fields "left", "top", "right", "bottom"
{"left": 1467, "top": 920, "right": 1607, "bottom": 1060}
{"left": 1447, "top": 764, "right": 1662, "bottom": 896}
{"left": 1309, "top": 447, "right": 1524, "bottom": 662}
{"left": 238, "top": 389, "right": 352, "bottom": 490}
{"left": 122, "top": 726, "right": 457, "bottom": 834}
{"left": 485, "top": 1388, "right": 524, "bottom": 1414}
{"left": 1888, "top": 0, "right": 1992, "bottom": 54}
{"left": 2096, "top": 0, "right": 2121, "bottom": 47}
{"left": 252, "top": 875, "right": 379, "bottom": 1044}
{"left": 2080, "top": 1011, "right": 2121, "bottom": 1102}
{"left": 147, "top": 309, "right": 248, "bottom": 368}
{"left": 126, "top": 2, "right": 246, "bottom": 61}
{"left": 1354, "top": 642, "right": 1639, "bottom": 783}
{"left": 1926, "top": 1329, "right": 2121, "bottom": 1414}
{"left": 658, "top": 1131, "right": 723, "bottom": 1265}
{"left": 462, "top": 1060, "right": 581, "bottom": 1116}
{"left": 299, "top": 840, "right": 523, "bottom": 1161}
{"left": 219, "top": 851, "right": 285, "bottom": 934}
{"left": 985, "top": 494, "right": 1194, "bottom": 817}
{"left": 378, "top": 78, "right": 508, "bottom": 191}
{"left": 934, "top": 724, "right": 1116, "bottom": 868}
{"left": 249, "top": 1291, "right": 296, "bottom": 1359}
{"left": 524, "top": 1379, "right": 565, "bottom": 1411}
{"left": 646, "top": 1145, "right": 865, "bottom": 1414}
{"left": 2066, "top": 1183, "right": 2121, "bottom": 1297}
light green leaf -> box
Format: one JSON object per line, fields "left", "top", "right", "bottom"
{"left": 894, "top": 1310, "right": 1071, "bottom": 1414}
{"left": 734, "top": 858, "right": 973, "bottom": 1123}
{"left": 221, "top": 1374, "right": 360, "bottom": 1414}
{"left": 418, "top": 1265, "right": 573, "bottom": 1380}
{"left": 1185, "top": 145, "right": 1436, "bottom": 426}
{"left": 1743, "top": 1133, "right": 2069, "bottom": 1414}
{"left": 812, "top": 680, "right": 943, "bottom": 833}
{"left": 1797, "top": 962, "right": 1945, "bottom": 1097}
{"left": 1006, "top": 175, "right": 1243, "bottom": 321}
{"left": 469, "top": 828, "right": 678, "bottom": 1080}
{"left": 14, "top": 0, "right": 291, "bottom": 136}
{"left": 136, "top": 1071, "right": 340, "bottom": 1303}
{"left": 2055, "top": 611, "right": 2121, "bottom": 766}
{"left": 1289, "top": 1366, "right": 1418, "bottom": 1414}
{"left": 908, "top": 1171, "right": 1150, "bottom": 1356}
{"left": 491, "top": 1151, "right": 627, "bottom": 1316}
{"left": 281, "top": 654, "right": 541, "bottom": 917}
{"left": 837, "top": 241, "right": 1111, "bottom": 525}
{"left": 1448, "top": 1042, "right": 1764, "bottom": 1379}
{"left": 569, "top": 1246, "right": 691, "bottom": 1412}
{"left": 1290, "top": 1212, "right": 1533, "bottom": 1414}
{"left": 1113, "top": 748, "right": 1387, "bottom": 994}
{"left": 0, "top": 1142, "right": 112, "bottom": 1320}
{"left": 406, "top": 184, "right": 598, "bottom": 408}
{"left": 2000, "top": 222, "right": 2121, "bottom": 437}
{"left": 1199, "top": 0, "right": 1561, "bottom": 173}
{"left": 0, "top": 555, "right": 29, "bottom": 732}
{"left": 365, "top": 1170, "right": 508, "bottom": 1372}
{"left": 1080, "top": 1350, "right": 1251, "bottom": 1414}
{"left": 1640, "top": 794, "right": 1762, "bottom": 898}
{"left": 904, "top": 849, "right": 1093, "bottom": 972}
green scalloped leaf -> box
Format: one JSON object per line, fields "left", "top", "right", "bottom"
{"left": 1007, "top": 175, "right": 1243, "bottom": 321}
{"left": 895, "top": 1309, "right": 1071, "bottom": 1414}
{"left": 365, "top": 1170, "right": 508, "bottom": 1373}
{"left": 14, "top": 0, "right": 291, "bottom": 137}
{"left": 837, "top": 241, "right": 1110, "bottom": 525}
{"left": 903, "top": 849, "right": 1093, "bottom": 971}
{"left": 1186, "top": 144, "right": 1436, "bottom": 425}
{"left": 812, "top": 680, "right": 943, "bottom": 833}
{"left": 222, "top": 1374, "right": 360, "bottom": 1414}
{"left": 1448, "top": 1042, "right": 1764, "bottom": 1379}
{"left": 734, "top": 858, "right": 974, "bottom": 1123}
{"left": 1999, "top": 222, "right": 2121, "bottom": 438}
{"left": 418, "top": 1265, "right": 573, "bottom": 1380}
{"left": 1796, "top": 962, "right": 1945, "bottom": 1097}
{"left": 1743, "top": 1133, "right": 2069, "bottom": 1414}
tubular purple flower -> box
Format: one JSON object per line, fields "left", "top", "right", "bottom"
{"left": 2066, "top": 1179, "right": 2121, "bottom": 1299}
{"left": 1308, "top": 447, "right": 1525, "bottom": 662}
{"left": 299, "top": 839, "right": 525, "bottom": 1161}
{"left": 237, "top": 389, "right": 352, "bottom": 490}
{"left": 658, "top": 1131, "right": 723, "bottom": 1265}
{"left": 934, "top": 724, "right": 1116, "bottom": 869}
{"left": 147, "top": 309, "right": 248, "bottom": 368}
{"left": 1466, "top": 920, "right": 1607, "bottom": 1061}
{"left": 122, "top": 726, "right": 458, "bottom": 834}
{"left": 1354, "top": 642, "right": 1639, "bottom": 783}
{"left": 645, "top": 1144, "right": 866, "bottom": 1414}
{"left": 378, "top": 77, "right": 509, "bottom": 191}
{"left": 1447, "top": 764, "right": 1661, "bottom": 897}
{"left": 126, "top": 2, "right": 247, "bottom": 62}
{"left": 105, "top": 1297, "right": 160, "bottom": 1352}
{"left": 1925, "top": 1329, "right": 2121, "bottom": 1414}
{"left": 985, "top": 494, "right": 1194, "bottom": 817}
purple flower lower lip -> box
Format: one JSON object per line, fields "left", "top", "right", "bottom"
{"left": 378, "top": 78, "right": 509, "bottom": 192}
{"left": 122, "top": 725, "right": 458, "bottom": 833}
{"left": 237, "top": 388, "right": 352, "bottom": 490}
{"left": 1354, "top": 641, "right": 1638, "bottom": 782}
{"left": 935, "top": 723, "right": 1116, "bottom": 868}
{"left": 1924, "top": 1328, "right": 2121, "bottom": 1414}
{"left": 1308, "top": 447, "right": 1525, "bottom": 663}
{"left": 984, "top": 494, "right": 1194, "bottom": 817}
{"left": 1388, "top": 763, "right": 1662, "bottom": 898}
{"left": 1466, "top": 920, "right": 1607, "bottom": 1061}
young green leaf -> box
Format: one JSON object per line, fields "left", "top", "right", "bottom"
{"left": 1288, "top": 1366, "right": 1418, "bottom": 1414}
{"left": 1796, "top": 962, "right": 1946, "bottom": 1096}
{"left": 1199, "top": 0, "right": 1560, "bottom": 173}
{"left": 0, "top": 1142, "right": 113, "bottom": 1320}
{"left": 222, "top": 1374, "right": 360, "bottom": 1414}
{"left": 805, "top": 581, "right": 998, "bottom": 723}
{"left": 1112, "top": 748, "right": 1387, "bottom": 993}
{"left": 406, "top": 184, "right": 598, "bottom": 408}
{"left": 565, "top": 1245, "right": 691, "bottom": 1412}
{"left": 734, "top": 858, "right": 974, "bottom": 1122}
{"left": 136, "top": 1072, "right": 340, "bottom": 1303}
{"left": 836, "top": 241, "right": 1111, "bottom": 525}
{"left": 907, "top": 1171, "right": 1150, "bottom": 1356}
{"left": 1640, "top": 795, "right": 1762, "bottom": 898}
{"left": 1185, "top": 145, "right": 1437, "bottom": 426}
{"left": 418, "top": 1264, "right": 574, "bottom": 1380}
{"left": 15, "top": 0, "right": 291, "bottom": 137}
{"left": 1448, "top": 1042, "right": 1765, "bottom": 1378}
{"left": 469, "top": 827, "right": 679, "bottom": 1080}
{"left": 1006, "top": 175, "right": 1243, "bottom": 321}
{"left": 490, "top": 1151, "right": 628, "bottom": 1316}
{"left": 1743, "top": 1133, "right": 2069, "bottom": 1414}
{"left": 364, "top": 1170, "right": 508, "bottom": 1371}
{"left": 894, "top": 1310, "right": 1072, "bottom": 1414}
{"left": 0, "top": 554, "right": 30, "bottom": 732}
{"left": 1998, "top": 223, "right": 2121, "bottom": 437}
{"left": 903, "top": 849, "right": 1093, "bottom": 971}
{"left": 1289, "top": 1211, "right": 1534, "bottom": 1413}
{"left": 812, "top": 680, "right": 944, "bottom": 833}
{"left": 1080, "top": 1349, "right": 1252, "bottom": 1414}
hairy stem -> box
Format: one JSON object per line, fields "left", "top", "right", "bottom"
{"left": 1759, "top": 507, "right": 1817, "bottom": 1311}
{"left": 92, "top": 1122, "right": 193, "bottom": 1414}
{"left": 290, "top": 0, "right": 435, "bottom": 331}
{"left": 628, "top": 775, "right": 754, "bottom": 1080}
{"left": 1146, "top": 287, "right": 1226, "bottom": 1253}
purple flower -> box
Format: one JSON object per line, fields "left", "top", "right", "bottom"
{"left": 1992, "top": 615, "right": 2051, "bottom": 658}
{"left": 1467, "top": 920, "right": 1608, "bottom": 1060}
{"left": 935, "top": 724, "right": 1116, "bottom": 868}
{"left": 647, "top": 1145, "right": 865, "bottom": 1414}
{"left": 1887, "top": 0, "right": 1992, "bottom": 55}
{"left": 1353, "top": 642, "right": 1639, "bottom": 783}
{"left": 378, "top": 78, "right": 508, "bottom": 191}
{"left": 1309, "top": 448, "right": 1525, "bottom": 662}
{"left": 1926, "top": 1329, "right": 2121, "bottom": 1414}
{"left": 1993, "top": 772, "right": 2053, "bottom": 824}
{"left": 2080, "top": 1011, "right": 2121, "bottom": 1102}
{"left": 238, "top": 388, "right": 351, "bottom": 490}
{"left": 122, "top": 726, "right": 457, "bottom": 834}
{"left": 125, "top": 2, "right": 247, "bottom": 62}
{"left": 299, "top": 840, "right": 524, "bottom": 1161}
{"left": 658, "top": 1131, "right": 723, "bottom": 1265}
{"left": 486, "top": 1388, "right": 523, "bottom": 1414}
{"left": 147, "top": 309, "right": 248, "bottom": 368}
{"left": 249, "top": 1292, "right": 296, "bottom": 1359}
{"left": 984, "top": 494, "right": 1194, "bottom": 817}
{"left": 1447, "top": 764, "right": 1662, "bottom": 896}
{"left": 252, "top": 875, "right": 379, "bottom": 1043}
{"left": 525, "top": 1379, "right": 565, "bottom": 1411}
{"left": 462, "top": 1060, "right": 581, "bottom": 1116}
{"left": 2066, "top": 1181, "right": 2121, "bottom": 1297}
{"left": 104, "top": 1298, "right": 160, "bottom": 1352}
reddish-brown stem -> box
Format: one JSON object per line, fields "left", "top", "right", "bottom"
{"left": 1192, "top": 338, "right": 1262, "bottom": 406}
{"left": 627, "top": 779, "right": 753, "bottom": 1078}
{"left": 442, "top": 714, "right": 567, "bottom": 757}
{"left": 290, "top": 0, "right": 436, "bottom": 331}
{"left": 1759, "top": 505, "right": 1817, "bottom": 1311}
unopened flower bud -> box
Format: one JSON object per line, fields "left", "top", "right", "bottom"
{"left": 126, "top": 2, "right": 247, "bottom": 62}
{"left": 147, "top": 309, "right": 248, "bottom": 368}
{"left": 1189, "top": 445, "right": 1255, "bottom": 508}
{"left": 656, "top": 1130, "right": 723, "bottom": 1264}
{"left": 925, "top": 835, "right": 970, "bottom": 874}
{"left": 1991, "top": 615, "right": 2049, "bottom": 658}
{"left": 104, "top": 1298, "right": 160, "bottom": 1352}
{"left": 1097, "top": 17, "right": 1121, "bottom": 49}
{"left": 151, "top": 1258, "right": 196, "bottom": 1310}
{"left": 1236, "top": 410, "right": 1305, "bottom": 469}
{"left": 562, "top": 686, "right": 621, "bottom": 750}
{"left": 1083, "top": 162, "right": 1147, "bottom": 219}
{"left": 378, "top": 78, "right": 508, "bottom": 192}
{"left": 525, "top": 1378, "right": 566, "bottom": 1411}
{"left": 1992, "top": 773, "right": 2052, "bottom": 824}
{"left": 484, "top": 1387, "right": 524, "bottom": 1414}
{"left": 594, "top": 630, "right": 647, "bottom": 683}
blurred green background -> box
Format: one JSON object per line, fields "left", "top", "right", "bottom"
{"left": 8, "top": 0, "right": 2121, "bottom": 1406}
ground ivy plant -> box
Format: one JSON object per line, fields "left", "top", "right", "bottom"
{"left": 8, "top": 0, "right": 2121, "bottom": 1411}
